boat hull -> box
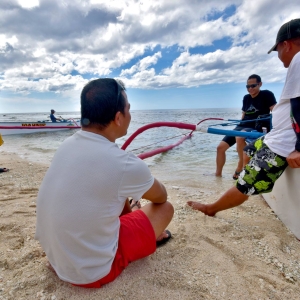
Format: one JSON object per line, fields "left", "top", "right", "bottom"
{"left": 263, "top": 167, "right": 300, "bottom": 240}
{"left": 0, "top": 121, "right": 81, "bottom": 135}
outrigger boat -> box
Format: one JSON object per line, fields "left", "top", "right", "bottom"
{"left": 122, "top": 116, "right": 300, "bottom": 240}
{"left": 0, "top": 119, "right": 81, "bottom": 135}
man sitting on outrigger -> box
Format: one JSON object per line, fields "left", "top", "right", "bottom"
{"left": 215, "top": 74, "right": 276, "bottom": 179}
{"left": 50, "top": 109, "right": 64, "bottom": 122}
{"left": 189, "top": 18, "right": 300, "bottom": 216}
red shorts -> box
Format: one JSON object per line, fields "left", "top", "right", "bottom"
{"left": 74, "top": 209, "right": 156, "bottom": 288}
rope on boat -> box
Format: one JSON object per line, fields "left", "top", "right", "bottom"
{"left": 129, "top": 133, "right": 189, "bottom": 153}
{"left": 188, "top": 118, "right": 224, "bottom": 136}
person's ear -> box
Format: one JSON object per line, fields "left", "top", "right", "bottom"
{"left": 283, "top": 40, "right": 291, "bottom": 52}
{"left": 114, "top": 111, "right": 121, "bottom": 126}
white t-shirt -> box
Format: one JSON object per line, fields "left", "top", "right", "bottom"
{"left": 264, "top": 51, "right": 300, "bottom": 157}
{"left": 35, "top": 130, "right": 154, "bottom": 284}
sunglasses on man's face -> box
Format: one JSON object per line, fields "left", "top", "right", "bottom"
{"left": 246, "top": 83, "right": 259, "bottom": 89}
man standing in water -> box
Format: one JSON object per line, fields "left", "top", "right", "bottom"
{"left": 36, "top": 78, "right": 173, "bottom": 288}
{"left": 188, "top": 18, "right": 300, "bottom": 216}
{"left": 215, "top": 75, "right": 276, "bottom": 179}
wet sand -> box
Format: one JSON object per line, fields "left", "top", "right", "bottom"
{"left": 1, "top": 151, "right": 300, "bottom": 299}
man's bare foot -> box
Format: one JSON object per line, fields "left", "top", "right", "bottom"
{"left": 186, "top": 201, "right": 216, "bottom": 217}
{"left": 202, "top": 172, "right": 222, "bottom": 177}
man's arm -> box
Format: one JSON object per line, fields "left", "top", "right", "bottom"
{"left": 286, "top": 97, "right": 300, "bottom": 168}
{"left": 142, "top": 178, "right": 167, "bottom": 204}
{"left": 269, "top": 104, "right": 276, "bottom": 111}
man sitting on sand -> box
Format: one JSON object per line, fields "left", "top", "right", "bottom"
{"left": 215, "top": 74, "right": 276, "bottom": 179}
{"left": 36, "top": 78, "right": 174, "bottom": 288}
{"left": 188, "top": 18, "right": 300, "bottom": 216}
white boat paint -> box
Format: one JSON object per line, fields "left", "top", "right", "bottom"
{"left": 0, "top": 120, "right": 81, "bottom": 135}
{"left": 263, "top": 167, "right": 300, "bottom": 240}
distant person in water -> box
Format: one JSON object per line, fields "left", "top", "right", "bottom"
{"left": 188, "top": 18, "right": 300, "bottom": 216}
{"left": 215, "top": 75, "right": 276, "bottom": 179}
{"left": 50, "top": 109, "right": 63, "bottom": 122}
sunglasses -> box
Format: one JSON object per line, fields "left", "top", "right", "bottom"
{"left": 246, "top": 83, "right": 259, "bottom": 89}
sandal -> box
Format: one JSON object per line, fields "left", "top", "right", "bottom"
{"left": 0, "top": 168, "right": 9, "bottom": 173}
{"left": 232, "top": 171, "right": 241, "bottom": 180}
{"left": 129, "top": 198, "right": 141, "bottom": 209}
{"left": 156, "top": 230, "right": 172, "bottom": 247}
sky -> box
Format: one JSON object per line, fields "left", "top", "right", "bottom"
{"left": 0, "top": 0, "right": 299, "bottom": 113}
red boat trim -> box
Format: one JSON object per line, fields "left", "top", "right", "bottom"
{"left": 0, "top": 126, "right": 81, "bottom": 129}
{"left": 121, "top": 122, "right": 196, "bottom": 151}
{"left": 137, "top": 134, "right": 191, "bottom": 160}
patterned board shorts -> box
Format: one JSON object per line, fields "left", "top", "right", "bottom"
{"left": 236, "top": 137, "right": 288, "bottom": 195}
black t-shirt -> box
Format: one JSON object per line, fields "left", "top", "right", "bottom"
{"left": 240, "top": 90, "right": 277, "bottom": 129}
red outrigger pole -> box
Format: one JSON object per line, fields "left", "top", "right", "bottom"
{"left": 121, "top": 119, "right": 223, "bottom": 160}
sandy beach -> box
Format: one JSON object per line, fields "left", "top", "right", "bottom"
{"left": 1, "top": 151, "right": 300, "bottom": 300}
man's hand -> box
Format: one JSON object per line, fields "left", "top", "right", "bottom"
{"left": 286, "top": 150, "right": 300, "bottom": 168}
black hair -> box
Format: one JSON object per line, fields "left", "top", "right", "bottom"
{"left": 80, "top": 78, "right": 126, "bottom": 129}
{"left": 248, "top": 74, "right": 261, "bottom": 83}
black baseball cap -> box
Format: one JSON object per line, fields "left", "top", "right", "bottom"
{"left": 268, "top": 18, "right": 300, "bottom": 54}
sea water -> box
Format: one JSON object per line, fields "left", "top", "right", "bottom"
{"left": 0, "top": 109, "right": 242, "bottom": 190}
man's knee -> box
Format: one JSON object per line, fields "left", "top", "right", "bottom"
{"left": 142, "top": 201, "right": 174, "bottom": 219}
{"left": 160, "top": 201, "right": 174, "bottom": 219}
{"left": 217, "top": 142, "right": 229, "bottom": 153}
{"left": 236, "top": 136, "right": 245, "bottom": 143}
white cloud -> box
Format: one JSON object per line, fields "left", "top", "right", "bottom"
{"left": 121, "top": 52, "right": 162, "bottom": 76}
{"left": 18, "top": 0, "right": 39, "bottom": 9}
{"left": 0, "top": 0, "right": 298, "bottom": 99}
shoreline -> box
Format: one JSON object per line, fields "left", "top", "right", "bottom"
{"left": 1, "top": 151, "right": 300, "bottom": 299}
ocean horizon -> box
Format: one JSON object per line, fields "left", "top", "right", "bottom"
{"left": 0, "top": 108, "right": 242, "bottom": 188}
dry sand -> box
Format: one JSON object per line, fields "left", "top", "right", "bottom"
{"left": 1, "top": 151, "right": 300, "bottom": 300}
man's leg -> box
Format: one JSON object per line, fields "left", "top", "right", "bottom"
{"left": 215, "top": 141, "right": 230, "bottom": 176}
{"left": 187, "top": 186, "right": 248, "bottom": 216}
{"left": 243, "top": 151, "right": 250, "bottom": 166}
{"left": 235, "top": 136, "right": 247, "bottom": 174}
{"left": 188, "top": 138, "right": 289, "bottom": 217}
{"left": 140, "top": 201, "right": 174, "bottom": 239}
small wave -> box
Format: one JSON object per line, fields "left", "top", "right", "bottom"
{"left": 28, "top": 147, "right": 55, "bottom": 153}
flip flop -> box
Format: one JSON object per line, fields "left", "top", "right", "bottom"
{"left": 0, "top": 168, "right": 9, "bottom": 173}
{"left": 156, "top": 230, "right": 172, "bottom": 247}
{"left": 130, "top": 200, "right": 141, "bottom": 209}
{"left": 129, "top": 198, "right": 141, "bottom": 209}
